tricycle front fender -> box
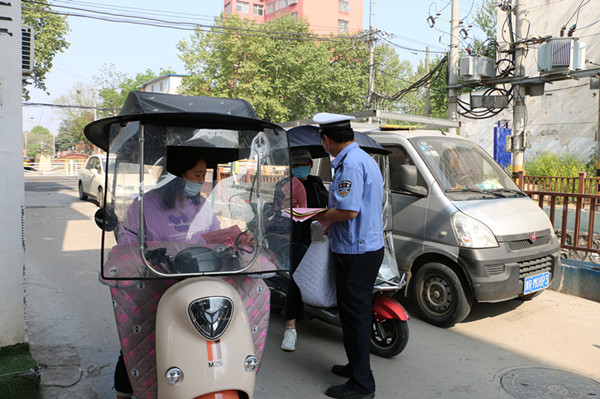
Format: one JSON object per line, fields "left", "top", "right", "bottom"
{"left": 373, "top": 294, "right": 410, "bottom": 322}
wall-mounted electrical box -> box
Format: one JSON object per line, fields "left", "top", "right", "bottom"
{"left": 537, "top": 37, "right": 585, "bottom": 72}
{"left": 460, "top": 55, "right": 496, "bottom": 83}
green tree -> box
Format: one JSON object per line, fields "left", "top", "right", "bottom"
{"left": 177, "top": 14, "right": 376, "bottom": 122}
{"left": 55, "top": 83, "right": 97, "bottom": 153}
{"left": 95, "top": 64, "right": 176, "bottom": 118}
{"left": 469, "top": 0, "right": 498, "bottom": 58}
{"left": 23, "top": 125, "right": 53, "bottom": 158}
{"left": 22, "top": 0, "right": 70, "bottom": 100}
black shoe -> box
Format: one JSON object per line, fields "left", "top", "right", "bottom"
{"left": 331, "top": 364, "right": 351, "bottom": 378}
{"left": 325, "top": 382, "right": 374, "bottom": 399}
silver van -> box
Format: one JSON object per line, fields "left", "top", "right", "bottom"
{"left": 314, "top": 127, "right": 560, "bottom": 327}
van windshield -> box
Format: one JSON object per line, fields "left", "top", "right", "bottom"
{"left": 410, "top": 137, "right": 524, "bottom": 199}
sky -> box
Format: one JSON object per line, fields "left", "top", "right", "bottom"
{"left": 23, "top": 0, "right": 484, "bottom": 133}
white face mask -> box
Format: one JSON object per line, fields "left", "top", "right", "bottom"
{"left": 184, "top": 180, "right": 203, "bottom": 196}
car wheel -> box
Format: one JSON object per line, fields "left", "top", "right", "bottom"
{"left": 411, "top": 262, "right": 472, "bottom": 328}
{"left": 370, "top": 319, "right": 409, "bottom": 358}
{"left": 78, "top": 181, "right": 88, "bottom": 200}
{"left": 97, "top": 187, "right": 104, "bottom": 208}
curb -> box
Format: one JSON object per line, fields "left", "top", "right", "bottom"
{"left": 551, "top": 259, "right": 600, "bottom": 302}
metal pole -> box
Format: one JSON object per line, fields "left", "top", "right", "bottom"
{"left": 447, "top": 0, "right": 460, "bottom": 135}
{"left": 366, "top": 29, "right": 375, "bottom": 110}
{"left": 426, "top": 46, "right": 431, "bottom": 117}
{"left": 512, "top": 0, "right": 527, "bottom": 176}
{"left": 596, "top": 75, "right": 600, "bottom": 177}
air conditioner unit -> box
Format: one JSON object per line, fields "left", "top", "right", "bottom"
{"left": 22, "top": 25, "right": 34, "bottom": 76}
{"left": 537, "top": 37, "right": 585, "bottom": 72}
{"left": 460, "top": 55, "right": 495, "bottom": 83}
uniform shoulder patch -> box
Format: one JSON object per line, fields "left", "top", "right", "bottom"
{"left": 337, "top": 180, "right": 352, "bottom": 198}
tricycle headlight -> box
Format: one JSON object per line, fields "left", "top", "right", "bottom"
{"left": 165, "top": 367, "right": 183, "bottom": 384}
{"left": 451, "top": 212, "right": 498, "bottom": 248}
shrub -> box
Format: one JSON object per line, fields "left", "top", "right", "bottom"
{"left": 525, "top": 151, "right": 594, "bottom": 177}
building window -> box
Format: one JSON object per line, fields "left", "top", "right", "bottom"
{"left": 339, "top": 0, "right": 350, "bottom": 13}
{"left": 225, "top": 2, "right": 231, "bottom": 13}
{"left": 338, "top": 19, "right": 349, "bottom": 34}
{"left": 276, "top": 0, "right": 286, "bottom": 10}
{"left": 253, "top": 4, "right": 264, "bottom": 15}
{"left": 290, "top": 11, "right": 298, "bottom": 20}
{"left": 237, "top": 1, "right": 249, "bottom": 13}
{"left": 266, "top": 1, "right": 275, "bottom": 14}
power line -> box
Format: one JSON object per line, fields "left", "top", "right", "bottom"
{"left": 23, "top": 102, "right": 118, "bottom": 111}
{"left": 23, "top": 0, "right": 363, "bottom": 43}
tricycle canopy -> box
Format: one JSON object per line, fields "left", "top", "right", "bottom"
{"left": 84, "top": 92, "right": 292, "bottom": 281}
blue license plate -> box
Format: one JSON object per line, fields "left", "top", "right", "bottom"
{"left": 523, "top": 271, "right": 550, "bottom": 295}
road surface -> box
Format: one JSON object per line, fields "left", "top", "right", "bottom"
{"left": 24, "top": 176, "right": 600, "bottom": 398}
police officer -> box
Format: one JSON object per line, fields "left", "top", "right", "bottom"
{"left": 311, "top": 113, "right": 384, "bottom": 399}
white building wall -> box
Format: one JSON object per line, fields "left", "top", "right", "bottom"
{"left": 139, "top": 75, "right": 183, "bottom": 94}
{"left": 0, "top": 1, "right": 26, "bottom": 346}
{"left": 459, "top": 0, "right": 600, "bottom": 163}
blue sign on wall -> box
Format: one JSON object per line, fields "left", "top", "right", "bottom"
{"left": 494, "top": 120, "right": 512, "bottom": 169}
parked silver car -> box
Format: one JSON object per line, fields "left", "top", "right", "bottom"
{"left": 78, "top": 154, "right": 109, "bottom": 207}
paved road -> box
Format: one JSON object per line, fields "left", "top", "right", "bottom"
{"left": 24, "top": 176, "right": 600, "bottom": 399}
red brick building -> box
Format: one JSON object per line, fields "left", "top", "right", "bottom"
{"left": 223, "top": 0, "right": 363, "bottom": 35}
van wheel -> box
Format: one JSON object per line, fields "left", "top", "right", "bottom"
{"left": 411, "top": 262, "right": 472, "bottom": 328}
{"left": 78, "top": 182, "right": 88, "bottom": 200}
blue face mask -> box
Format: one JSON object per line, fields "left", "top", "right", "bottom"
{"left": 184, "top": 180, "right": 203, "bottom": 196}
{"left": 292, "top": 165, "right": 310, "bottom": 179}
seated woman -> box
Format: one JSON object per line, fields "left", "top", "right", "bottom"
{"left": 113, "top": 153, "right": 221, "bottom": 399}
{"left": 118, "top": 155, "right": 221, "bottom": 245}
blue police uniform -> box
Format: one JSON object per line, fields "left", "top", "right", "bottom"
{"left": 329, "top": 142, "right": 384, "bottom": 254}
{"left": 328, "top": 141, "right": 385, "bottom": 396}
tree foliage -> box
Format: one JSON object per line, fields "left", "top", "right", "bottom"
{"left": 469, "top": 0, "right": 498, "bottom": 58}
{"left": 55, "top": 83, "right": 97, "bottom": 153}
{"left": 94, "top": 64, "right": 176, "bottom": 119}
{"left": 22, "top": 0, "right": 70, "bottom": 99}
{"left": 177, "top": 15, "right": 412, "bottom": 122}
{"left": 23, "top": 125, "right": 53, "bottom": 158}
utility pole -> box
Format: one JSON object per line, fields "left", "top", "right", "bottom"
{"left": 365, "top": 0, "right": 376, "bottom": 111}
{"left": 0, "top": 1, "right": 26, "bottom": 346}
{"left": 596, "top": 74, "right": 600, "bottom": 177}
{"left": 447, "top": 0, "right": 460, "bottom": 135}
{"left": 426, "top": 46, "right": 431, "bottom": 117}
{"left": 512, "top": 0, "right": 527, "bottom": 176}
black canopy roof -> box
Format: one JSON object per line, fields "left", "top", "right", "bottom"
{"left": 287, "top": 125, "right": 389, "bottom": 157}
{"left": 84, "top": 92, "right": 266, "bottom": 151}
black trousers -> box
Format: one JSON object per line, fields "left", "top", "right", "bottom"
{"left": 284, "top": 241, "right": 309, "bottom": 321}
{"left": 114, "top": 351, "right": 133, "bottom": 396}
{"left": 332, "top": 247, "right": 384, "bottom": 394}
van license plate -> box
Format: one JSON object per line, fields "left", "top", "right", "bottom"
{"left": 523, "top": 272, "right": 550, "bottom": 295}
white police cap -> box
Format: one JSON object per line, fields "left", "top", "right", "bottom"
{"left": 313, "top": 113, "right": 356, "bottom": 126}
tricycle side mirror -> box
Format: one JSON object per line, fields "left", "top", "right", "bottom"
{"left": 399, "top": 164, "right": 427, "bottom": 197}
{"left": 94, "top": 208, "right": 118, "bottom": 232}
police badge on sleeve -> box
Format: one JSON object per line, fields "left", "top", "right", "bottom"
{"left": 338, "top": 180, "right": 352, "bottom": 197}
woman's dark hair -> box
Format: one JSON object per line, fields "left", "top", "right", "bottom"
{"left": 167, "top": 147, "right": 208, "bottom": 177}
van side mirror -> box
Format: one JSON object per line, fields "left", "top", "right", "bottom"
{"left": 399, "top": 164, "right": 427, "bottom": 196}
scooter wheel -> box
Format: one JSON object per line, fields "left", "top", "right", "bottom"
{"left": 370, "top": 318, "right": 409, "bottom": 358}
